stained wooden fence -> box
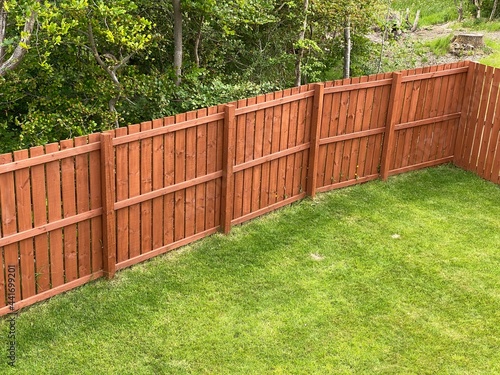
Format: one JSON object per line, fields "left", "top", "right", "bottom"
{"left": 454, "top": 63, "right": 500, "bottom": 184}
{"left": 0, "top": 60, "right": 497, "bottom": 316}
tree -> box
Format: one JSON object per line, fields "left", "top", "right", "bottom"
{"left": 473, "top": 0, "right": 482, "bottom": 18}
{"left": 173, "top": 0, "right": 182, "bottom": 85}
{"left": 490, "top": 0, "right": 498, "bottom": 21}
{"left": 0, "top": 0, "right": 39, "bottom": 76}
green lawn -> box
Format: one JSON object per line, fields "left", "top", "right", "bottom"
{"left": 1, "top": 165, "right": 499, "bottom": 374}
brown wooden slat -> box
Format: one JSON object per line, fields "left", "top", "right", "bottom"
{"left": 88, "top": 133, "right": 102, "bottom": 275}
{"left": 259, "top": 92, "right": 274, "bottom": 209}
{"left": 205, "top": 106, "right": 219, "bottom": 231}
{"left": 235, "top": 90, "right": 314, "bottom": 115}
{"left": 293, "top": 86, "right": 308, "bottom": 196}
{"left": 380, "top": 72, "right": 403, "bottom": 180}
{"left": 60, "top": 139, "right": 78, "bottom": 282}
{"left": 242, "top": 96, "right": 256, "bottom": 216}
{"left": 221, "top": 105, "right": 236, "bottom": 234}
{"left": 233, "top": 100, "right": 246, "bottom": 219}
{"left": 469, "top": 66, "right": 494, "bottom": 170}
{"left": 13, "top": 150, "right": 36, "bottom": 299}
{"left": 100, "top": 132, "right": 116, "bottom": 278}
{"left": 29, "top": 146, "right": 50, "bottom": 292}
{"left": 0, "top": 208, "right": 102, "bottom": 249}
{"left": 0, "top": 153, "right": 18, "bottom": 306}
{"left": 74, "top": 136, "right": 91, "bottom": 278}
{"left": 152, "top": 118, "right": 164, "bottom": 251}
{"left": 402, "top": 66, "right": 468, "bottom": 82}
{"left": 184, "top": 111, "right": 198, "bottom": 239}
{"left": 127, "top": 124, "right": 141, "bottom": 259}
{"left": 251, "top": 94, "right": 266, "bottom": 212}
{"left": 164, "top": 116, "right": 176, "bottom": 246}
{"left": 454, "top": 62, "right": 477, "bottom": 166}
{"left": 324, "top": 78, "right": 393, "bottom": 94}
{"left": 356, "top": 74, "right": 377, "bottom": 179}
{"left": 0, "top": 143, "right": 101, "bottom": 175}
{"left": 318, "top": 82, "right": 334, "bottom": 187}
{"left": 112, "top": 113, "right": 225, "bottom": 145}
{"left": 174, "top": 113, "right": 187, "bottom": 242}
{"left": 115, "top": 127, "right": 129, "bottom": 264}
{"left": 140, "top": 121, "right": 153, "bottom": 254}
{"left": 45, "top": 143, "right": 64, "bottom": 288}
{"left": 195, "top": 109, "right": 208, "bottom": 234}
{"left": 476, "top": 68, "right": 500, "bottom": 178}
{"left": 307, "top": 84, "right": 324, "bottom": 197}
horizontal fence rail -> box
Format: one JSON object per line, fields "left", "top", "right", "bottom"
{"left": 0, "top": 60, "right": 498, "bottom": 316}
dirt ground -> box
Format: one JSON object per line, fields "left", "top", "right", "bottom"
{"left": 372, "top": 22, "right": 500, "bottom": 68}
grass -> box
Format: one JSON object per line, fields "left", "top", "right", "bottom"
{"left": 480, "top": 38, "right": 500, "bottom": 67}
{"left": 1, "top": 165, "right": 499, "bottom": 374}
{"left": 392, "top": 0, "right": 457, "bottom": 26}
{"left": 423, "top": 34, "right": 454, "bottom": 56}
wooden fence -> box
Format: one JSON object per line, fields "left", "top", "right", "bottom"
{"left": 0, "top": 60, "right": 498, "bottom": 316}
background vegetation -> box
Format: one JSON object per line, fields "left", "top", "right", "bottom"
{"left": 1, "top": 0, "right": 500, "bottom": 152}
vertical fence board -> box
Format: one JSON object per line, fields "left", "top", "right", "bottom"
{"left": 294, "top": 86, "right": 308, "bottom": 195}
{"left": 60, "top": 139, "right": 78, "bottom": 282}
{"left": 233, "top": 99, "right": 246, "bottom": 218}
{"left": 164, "top": 116, "right": 176, "bottom": 246}
{"left": 307, "top": 84, "right": 324, "bottom": 197}
{"left": 174, "top": 113, "right": 187, "bottom": 242}
{"left": 252, "top": 95, "right": 266, "bottom": 212}
{"left": 13, "top": 150, "right": 36, "bottom": 299}
{"left": 185, "top": 111, "right": 197, "bottom": 239}
{"left": 205, "top": 107, "right": 219, "bottom": 230}
{"left": 278, "top": 89, "right": 291, "bottom": 202}
{"left": 128, "top": 124, "right": 141, "bottom": 259}
{"left": 88, "top": 133, "right": 103, "bottom": 273}
{"left": 140, "top": 121, "right": 153, "bottom": 254}
{"left": 221, "top": 105, "right": 236, "bottom": 233}
{"left": 269, "top": 92, "right": 282, "bottom": 205}
{"left": 152, "top": 119, "right": 164, "bottom": 251}
{"left": 74, "top": 136, "right": 91, "bottom": 278}
{"left": 381, "top": 72, "right": 403, "bottom": 180}
{"left": 100, "top": 133, "right": 116, "bottom": 278}
{"left": 0, "top": 153, "right": 20, "bottom": 305}
{"left": 243, "top": 97, "right": 256, "bottom": 216}
{"left": 357, "top": 75, "right": 377, "bottom": 179}
{"left": 45, "top": 143, "right": 64, "bottom": 287}
{"left": 115, "top": 127, "right": 129, "bottom": 263}
{"left": 29, "top": 146, "right": 50, "bottom": 292}
{"left": 260, "top": 93, "right": 274, "bottom": 209}
{"left": 196, "top": 109, "right": 208, "bottom": 234}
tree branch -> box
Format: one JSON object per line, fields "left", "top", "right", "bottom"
{"left": 0, "top": 4, "right": 38, "bottom": 77}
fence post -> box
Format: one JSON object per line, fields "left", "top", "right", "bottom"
{"left": 221, "top": 105, "right": 236, "bottom": 234}
{"left": 100, "top": 132, "right": 116, "bottom": 279}
{"left": 380, "top": 72, "right": 403, "bottom": 181}
{"left": 453, "top": 61, "right": 476, "bottom": 167}
{"left": 307, "top": 83, "right": 325, "bottom": 198}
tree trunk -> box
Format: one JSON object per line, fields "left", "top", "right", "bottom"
{"left": 454, "top": 0, "right": 464, "bottom": 21}
{"left": 194, "top": 16, "right": 203, "bottom": 68}
{"left": 173, "top": 0, "right": 183, "bottom": 86}
{"left": 0, "top": 0, "right": 6, "bottom": 65}
{"left": 343, "top": 16, "right": 351, "bottom": 79}
{"left": 474, "top": 0, "right": 481, "bottom": 19}
{"left": 490, "top": 0, "right": 498, "bottom": 21}
{"left": 294, "top": 0, "right": 309, "bottom": 87}
{"left": 0, "top": 4, "right": 38, "bottom": 77}
{"left": 410, "top": 10, "right": 420, "bottom": 32}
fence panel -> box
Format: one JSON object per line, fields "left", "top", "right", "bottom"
{"left": 1, "top": 61, "right": 499, "bottom": 317}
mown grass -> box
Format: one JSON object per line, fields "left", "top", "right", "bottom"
{"left": 1, "top": 165, "right": 499, "bottom": 374}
